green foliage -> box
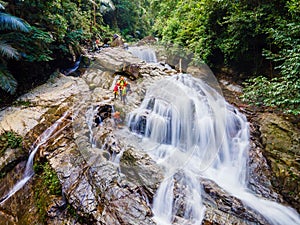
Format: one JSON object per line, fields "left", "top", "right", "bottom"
{"left": 33, "top": 160, "right": 61, "bottom": 223}
{"left": 5, "top": 131, "right": 22, "bottom": 148}
{"left": 0, "top": 131, "right": 22, "bottom": 156}
{"left": 33, "top": 161, "right": 61, "bottom": 223}
{"left": 104, "top": 0, "right": 151, "bottom": 40}
{"left": 33, "top": 161, "right": 61, "bottom": 196}
{"left": 4, "top": 26, "right": 55, "bottom": 62}
{"left": 12, "top": 99, "right": 32, "bottom": 107}
{"left": 66, "top": 204, "right": 92, "bottom": 224}
{"left": 242, "top": 0, "right": 300, "bottom": 115}
{"left": 151, "top": 0, "right": 227, "bottom": 63}
{"left": 12, "top": 0, "right": 93, "bottom": 57}
{"left": 0, "top": 6, "right": 29, "bottom": 94}
{"left": 34, "top": 189, "right": 48, "bottom": 223}
{"left": 242, "top": 76, "right": 300, "bottom": 115}
{"left": 0, "top": 64, "right": 17, "bottom": 94}
{"left": 151, "top": 0, "right": 299, "bottom": 115}
{"left": 150, "top": 0, "right": 288, "bottom": 68}
{"left": 0, "top": 40, "right": 20, "bottom": 60}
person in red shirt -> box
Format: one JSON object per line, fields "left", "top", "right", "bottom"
{"left": 113, "top": 83, "right": 119, "bottom": 99}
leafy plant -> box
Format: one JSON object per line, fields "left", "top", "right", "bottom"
{"left": 12, "top": 100, "right": 32, "bottom": 107}
{"left": 241, "top": 75, "right": 300, "bottom": 115}
{"left": 151, "top": 0, "right": 299, "bottom": 115}
{"left": 34, "top": 161, "right": 61, "bottom": 195}
{"left": 33, "top": 160, "right": 63, "bottom": 223}
{"left": 0, "top": 131, "right": 23, "bottom": 156}
{"left": 103, "top": 0, "right": 151, "bottom": 39}
{"left": 0, "top": 3, "right": 30, "bottom": 94}
{"left": 33, "top": 161, "right": 60, "bottom": 223}
{"left": 242, "top": 3, "right": 300, "bottom": 116}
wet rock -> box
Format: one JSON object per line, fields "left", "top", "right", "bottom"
{"left": 202, "top": 179, "right": 269, "bottom": 225}
{"left": 1, "top": 46, "right": 299, "bottom": 225}
{"left": 94, "top": 104, "right": 113, "bottom": 125}
{"left": 137, "top": 36, "right": 157, "bottom": 46}
{"left": 219, "top": 79, "right": 243, "bottom": 93}
{"left": 123, "top": 64, "right": 141, "bottom": 79}
{"left": 92, "top": 47, "right": 142, "bottom": 72}
{"left": 0, "top": 147, "right": 26, "bottom": 177}
{"left": 258, "top": 113, "right": 300, "bottom": 212}
{"left": 247, "top": 143, "right": 281, "bottom": 201}
{"left": 120, "top": 147, "right": 163, "bottom": 198}
{"left": 111, "top": 36, "right": 124, "bottom": 47}
{"left": 0, "top": 107, "right": 47, "bottom": 136}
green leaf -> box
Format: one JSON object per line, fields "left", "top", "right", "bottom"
{"left": 0, "top": 65, "right": 18, "bottom": 94}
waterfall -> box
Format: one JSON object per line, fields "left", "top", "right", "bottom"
{"left": 0, "top": 111, "right": 70, "bottom": 205}
{"left": 128, "top": 46, "right": 157, "bottom": 63}
{"left": 128, "top": 74, "right": 300, "bottom": 225}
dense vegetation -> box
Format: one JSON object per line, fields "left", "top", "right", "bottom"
{"left": 0, "top": 0, "right": 299, "bottom": 114}
{"left": 0, "top": 0, "right": 150, "bottom": 105}
{"left": 150, "top": 0, "right": 300, "bottom": 115}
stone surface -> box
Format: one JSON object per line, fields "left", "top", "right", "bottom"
{"left": 0, "top": 46, "right": 299, "bottom": 225}
{"left": 258, "top": 113, "right": 300, "bottom": 211}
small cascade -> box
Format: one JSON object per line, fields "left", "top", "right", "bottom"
{"left": 128, "top": 74, "right": 300, "bottom": 225}
{"left": 63, "top": 55, "right": 82, "bottom": 76}
{"left": 86, "top": 105, "right": 100, "bottom": 147}
{"left": 128, "top": 46, "right": 157, "bottom": 63}
{"left": 111, "top": 140, "right": 125, "bottom": 165}
{"left": 0, "top": 111, "right": 70, "bottom": 205}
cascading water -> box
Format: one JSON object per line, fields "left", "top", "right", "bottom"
{"left": 128, "top": 46, "right": 158, "bottom": 63}
{"left": 128, "top": 74, "right": 300, "bottom": 225}
{"left": 86, "top": 105, "right": 100, "bottom": 148}
{"left": 0, "top": 111, "right": 70, "bottom": 205}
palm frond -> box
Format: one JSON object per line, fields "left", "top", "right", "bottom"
{"left": 0, "top": 40, "right": 19, "bottom": 59}
{"left": 0, "top": 13, "right": 29, "bottom": 32}
{"left": 0, "top": 65, "right": 17, "bottom": 94}
{"left": 0, "top": 1, "right": 7, "bottom": 10}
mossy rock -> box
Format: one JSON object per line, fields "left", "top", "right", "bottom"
{"left": 259, "top": 113, "right": 300, "bottom": 212}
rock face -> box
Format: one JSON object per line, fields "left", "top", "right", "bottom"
{"left": 258, "top": 113, "right": 300, "bottom": 211}
{"left": 0, "top": 46, "right": 299, "bottom": 225}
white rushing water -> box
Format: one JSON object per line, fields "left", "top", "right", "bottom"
{"left": 0, "top": 111, "right": 70, "bottom": 205}
{"left": 128, "top": 74, "right": 300, "bottom": 225}
{"left": 86, "top": 105, "right": 100, "bottom": 148}
{"left": 128, "top": 46, "right": 158, "bottom": 63}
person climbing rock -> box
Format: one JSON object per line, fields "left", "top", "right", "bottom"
{"left": 117, "top": 76, "right": 127, "bottom": 99}
{"left": 118, "top": 76, "right": 127, "bottom": 88}
{"left": 113, "top": 83, "right": 119, "bottom": 99}
{"left": 121, "top": 85, "right": 127, "bottom": 104}
{"left": 112, "top": 111, "right": 122, "bottom": 128}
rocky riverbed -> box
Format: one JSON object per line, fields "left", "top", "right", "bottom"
{"left": 0, "top": 46, "right": 299, "bottom": 225}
